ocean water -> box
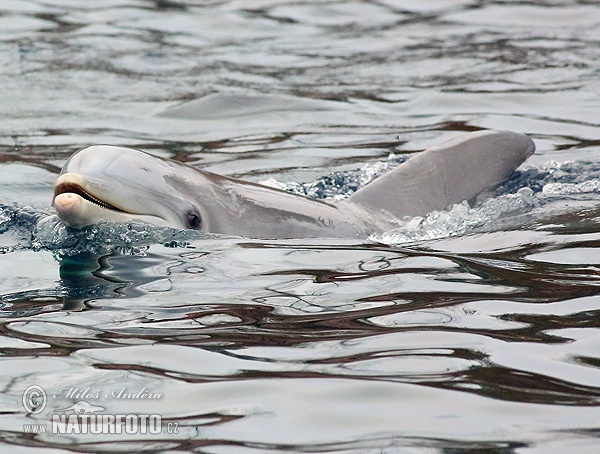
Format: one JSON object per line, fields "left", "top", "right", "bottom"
{"left": 0, "top": 1, "right": 600, "bottom": 453}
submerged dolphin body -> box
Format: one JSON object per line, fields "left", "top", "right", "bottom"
{"left": 53, "top": 130, "right": 535, "bottom": 239}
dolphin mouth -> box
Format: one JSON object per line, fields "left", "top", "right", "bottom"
{"left": 53, "top": 172, "right": 174, "bottom": 228}
{"left": 54, "top": 174, "right": 126, "bottom": 213}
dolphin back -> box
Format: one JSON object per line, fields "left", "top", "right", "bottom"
{"left": 344, "top": 130, "right": 535, "bottom": 220}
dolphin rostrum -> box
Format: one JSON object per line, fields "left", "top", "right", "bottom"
{"left": 53, "top": 130, "right": 535, "bottom": 239}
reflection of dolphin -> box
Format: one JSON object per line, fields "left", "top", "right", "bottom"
{"left": 56, "top": 401, "right": 105, "bottom": 414}
{"left": 160, "top": 92, "right": 339, "bottom": 120}
{"left": 53, "top": 130, "right": 534, "bottom": 239}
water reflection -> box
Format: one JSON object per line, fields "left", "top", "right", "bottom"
{"left": 0, "top": 0, "right": 599, "bottom": 451}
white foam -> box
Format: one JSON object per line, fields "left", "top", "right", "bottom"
{"left": 373, "top": 188, "right": 537, "bottom": 245}
{"left": 542, "top": 179, "right": 600, "bottom": 195}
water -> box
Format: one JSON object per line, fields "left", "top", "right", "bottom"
{"left": 1, "top": 0, "right": 600, "bottom": 452}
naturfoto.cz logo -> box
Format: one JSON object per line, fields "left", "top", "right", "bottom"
{"left": 21, "top": 385, "right": 178, "bottom": 436}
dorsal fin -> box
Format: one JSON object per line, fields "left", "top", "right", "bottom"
{"left": 344, "top": 130, "right": 535, "bottom": 219}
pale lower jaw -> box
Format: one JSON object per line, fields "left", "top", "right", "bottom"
{"left": 54, "top": 193, "right": 169, "bottom": 228}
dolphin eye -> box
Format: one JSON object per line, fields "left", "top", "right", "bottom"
{"left": 186, "top": 211, "right": 202, "bottom": 230}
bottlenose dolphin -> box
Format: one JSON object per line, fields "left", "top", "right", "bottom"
{"left": 53, "top": 130, "right": 535, "bottom": 239}
{"left": 56, "top": 401, "right": 106, "bottom": 414}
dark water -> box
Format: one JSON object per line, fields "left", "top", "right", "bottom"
{"left": 1, "top": 1, "right": 600, "bottom": 453}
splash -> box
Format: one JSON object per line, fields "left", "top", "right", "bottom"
{"left": 0, "top": 204, "right": 43, "bottom": 254}
{"left": 32, "top": 215, "right": 203, "bottom": 257}
{"left": 372, "top": 188, "right": 539, "bottom": 245}
{"left": 373, "top": 161, "right": 600, "bottom": 245}
{"left": 260, "top": 154, "right": 406, "bottom": 200}
{"left": 542, "top": 179, "right": 600, "bottom": 195}
{"left": 0, "top": 206, "right": 201, "bottom": 257}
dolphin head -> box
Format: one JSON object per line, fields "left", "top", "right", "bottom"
{"left": 54, "top": 146, "right": 206, "bottom": 230}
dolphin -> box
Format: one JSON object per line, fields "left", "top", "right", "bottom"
{"left": 56, "top": 401, "right": 106, "bottom": 414}
{"left": 53, "top": 130, "right": 535, "bottom": 239}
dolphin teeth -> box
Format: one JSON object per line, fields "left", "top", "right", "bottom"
{"left": 54, "top": 182, "right": 125, "bottom": 212}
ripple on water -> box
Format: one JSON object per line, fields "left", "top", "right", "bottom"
{"left": 0, "top": 0, "right": 600, "bottom": 452}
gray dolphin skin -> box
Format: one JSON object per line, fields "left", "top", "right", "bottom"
{"left": 53, "top": 130, "right": 535, "bottom": 239}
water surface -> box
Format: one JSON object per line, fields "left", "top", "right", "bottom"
{"left": 1, "top": 1, "right": 600, "bottom": 453}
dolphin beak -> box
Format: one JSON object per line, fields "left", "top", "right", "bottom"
{"left": 54, "top": 173, "right": 124, "bottom": 212}
{"left": 53, "top": 173, "right": 133, "bottom": 227}
{"left": 53, "top": 172, "right": 173, "bottom": 228}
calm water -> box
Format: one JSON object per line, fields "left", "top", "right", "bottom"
{"left": 1, "top": 1, "right": 600, "bottom": 453}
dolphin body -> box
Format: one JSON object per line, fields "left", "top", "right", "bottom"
{"left": 53, "top": 130, "right": 535, "bottom": 239}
